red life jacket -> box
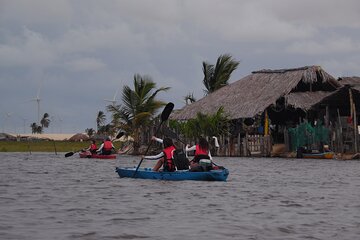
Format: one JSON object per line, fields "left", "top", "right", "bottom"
{"left": 163, "top": 145, "right": 176, "bottom": 172}
{"left": 195, "top": 144, "right": 208, "bottom": 156}
{"left": 103, "top": 140, "right": 113, "bottom": 151}
{"left": 90, "top": 143, "right": 97, "bottom": 151}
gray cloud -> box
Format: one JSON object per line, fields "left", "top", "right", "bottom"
{"left": 1, "top": 0, "right": 360, "bottom": 133}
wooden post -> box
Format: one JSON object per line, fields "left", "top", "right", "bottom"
{"left": 337, "top": 109, "right": 343, "bottom": 153}
{"left": 284, "top": 127, "right": 289, "bottom": 152}
{"left": 325, "top": 105, "right": 329, "bottom": 128}
{"left": 244, "top": 133, "right": 248, "bottom": 157}
{"left": 237, "top": 133, "right": 241, "bottom": 156}
{"left": 264, "top": 109, "right": 269, "bottom": 136}
{"left": 349, "top": 89, "right": 358, "bottom": 152}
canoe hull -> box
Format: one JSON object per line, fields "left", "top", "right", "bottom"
{"left": 115, "top": 167, "right": 229, "bottom": 181}
{"left": 79, "top": 152, "right": 116, "bottom": 159}
{"left": 303, "top": 152, "right": 334, "bottom": 159}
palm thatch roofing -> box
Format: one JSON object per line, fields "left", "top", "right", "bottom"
{"left": 338, "top": 77, "right": 360, "bottom": 92}
{"left": 338, "top": 76, "right": 360, "bottom": 86}
{"left": 171, "top": 66, "right": 341, "bottom": 120}
{"left": 285, "top": 91, "right": 334, "bottom": 111}
{"left": 69, "top": 133, "right": 90, "bottom": 141}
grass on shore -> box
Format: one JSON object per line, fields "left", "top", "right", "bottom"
{"left": 0, "top": 141, "right": 123, "bottom": 153}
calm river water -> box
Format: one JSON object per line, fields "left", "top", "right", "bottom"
{"left": 0, "top": 153, "right": 359, "bottom": 240}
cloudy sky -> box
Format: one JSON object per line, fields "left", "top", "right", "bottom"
{"left": 1, "top": 0, "right": 360, "bottom": 134}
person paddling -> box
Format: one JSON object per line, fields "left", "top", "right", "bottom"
{"left": 186, "top": 137, "right": 212, "bottom": 168}
{"left": 142, "top": 137, "right": 176, "bottom": 172}
{"left": 83, "top": 140, "right": 97, "bottom": 154}
{"left": 97, "top": 137, "right": 115, "bottom": 155}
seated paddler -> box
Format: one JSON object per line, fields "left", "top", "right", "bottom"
{"left": 185, "top": 137, "right": 213, "bottom": 168}
{"left": 142, "top": 137, "right": 176, "bottom": 172}
{"left": 96, "top": 137, "right": 115, "bottom": 155}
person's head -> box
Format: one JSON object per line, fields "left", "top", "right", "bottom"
{"left": 91, "top": 140, "right": 96, "bottom": 144}
{"left": 173, "top": 141, "right": 182, "bottom": 149}
{"left": 105, "top": 137, "right": 110, "bottom": 141}
{"left": 198, "top": 137, "right": 209, "bottom": 150}
{"left": 163, "top": 137, "right": 174, "bottom": 148}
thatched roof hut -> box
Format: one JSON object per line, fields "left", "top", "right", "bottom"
{"left": 172, "top": 66, "right": 340, "bottom": 120}
{"left": 69, "top": 133, "right": 89, "bottom": 142}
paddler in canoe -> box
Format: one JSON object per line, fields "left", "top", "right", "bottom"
{"left": 84, "top": 140, "right": 98, "bottom": 154}
{"left": 185, "top": 137, "right": 213, "bottom": 170}
{"left": 96, "top": 137, "right": 115, "bottom": 155}
{"left": 142, "top": 137, "right": 177, "bottom": 172}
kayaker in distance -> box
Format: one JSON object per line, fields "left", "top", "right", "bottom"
{"left": 97, "top": 137, "right": 115, "bottom": 155}
{"left": 186, "top": 137, "right": 212, "bottom": 168}
{"left": 142, "top": 137, "right": 176, "bottom": 172}
{"left": 83, "top": 140, "right": 97, "bottom": 154}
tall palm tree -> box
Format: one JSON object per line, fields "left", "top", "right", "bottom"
{"left": 40, "top": 113, "right": 50, "bottom": 129}
{"left": 107, "top": 74, "right": 170, "bottom": 152}
{"left": 202, "top": 54, "right": 240, "bottom": 95}
{"left": 96, "top": 111, "right": 106, "bottom": 132}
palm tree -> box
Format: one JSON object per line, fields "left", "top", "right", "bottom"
{"left": 30, "top": 122, "right": 43, "bottom": 134}
{"left": 202, "top": 54, "right": 240, "bottom": 95}
{"left": 85, "top": 128, "right": 95, "bottom": 137}
{"left": 96, "top": 111, "right": 106, "bottom": 132}
{"left": 107, "top": 74, "right": 170, "bottom": 153}
{"left": 30, "top": 122, "right": 37, "bottom": 134}
{"left": 184, "top": 92, "right": 196, "bottom": 105}
{"left": 40, "top": 113, "right": 50, "bottom": 129}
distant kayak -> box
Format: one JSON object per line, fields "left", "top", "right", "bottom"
{"left": 115, "top": 167, "right": 229, "bottom": 181}
{"left": 302, "top": 151, "right": 334, "bottom": 159}
{"left": 79, "top": 151, "right": 116, "bottom": 159}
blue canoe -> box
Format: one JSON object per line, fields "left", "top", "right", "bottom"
{"left": 115, "top": 167, "right": 229, "bottom": 181}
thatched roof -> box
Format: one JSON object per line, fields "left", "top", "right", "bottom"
{"left": 69, "top": 133, "right": 89, "bottom": 141}
{"left": 285, "top": 91, "right": 334, "bottom": 110}
{"left": 0, "top": 133, "right": 16, "bottom": 141}
{"left": 172, "top": 66, "right": 340, "bottom": 120}
{"left": 338, "top": 77, "right": 360, "bottom": 92}
{"left": 338, "top": 76, "right": 360, "bottom": 86}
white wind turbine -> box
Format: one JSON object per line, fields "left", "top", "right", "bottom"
{"left": 30, "top": 80, "right": 43, "bottom": 124}
{"left": 104, "top": 80, "right": 123, "bottom": 106}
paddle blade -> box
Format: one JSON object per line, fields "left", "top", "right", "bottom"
{"left": 161, "top": 102, "right": 174, "bottom": 122}
{"left": 65, "top": 152, "right": 74, "bottom": 158}
{"left": 115, "top": 131, "right": 125, "bottom": 139}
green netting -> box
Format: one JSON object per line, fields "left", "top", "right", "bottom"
{"left": 288, "top": 121, "right": 329, "bottom": 151}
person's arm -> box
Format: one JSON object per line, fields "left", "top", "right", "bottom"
{"left": 152, "top": 136, "right": 163, "bottom": 144}
{"left": 208, "top": 150, "right": 213, "bottom": 160}
{"left": 185, "top": 145, "right": 196, "bottom": 152}
{"left": 212, "top": 136, "right": 219, "bottom": 148}
{"left": 143, "top": 152, "right": 164, "bottom": 160}
{"left": 96, "top": 143, "right": 104, "bottom": 152}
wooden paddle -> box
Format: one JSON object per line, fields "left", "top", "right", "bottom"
{"left": 64, "top": 131, "right": 124, "bottom": 158}
{"left": 133, "top": 102, "right": 174, "bottom": 177}
{"left": 64, "top": 149, "right": 83, "bottom": 158}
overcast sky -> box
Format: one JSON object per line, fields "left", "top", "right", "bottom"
{"left": 1, "top": 0, "right": 360, "bottom": 134}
